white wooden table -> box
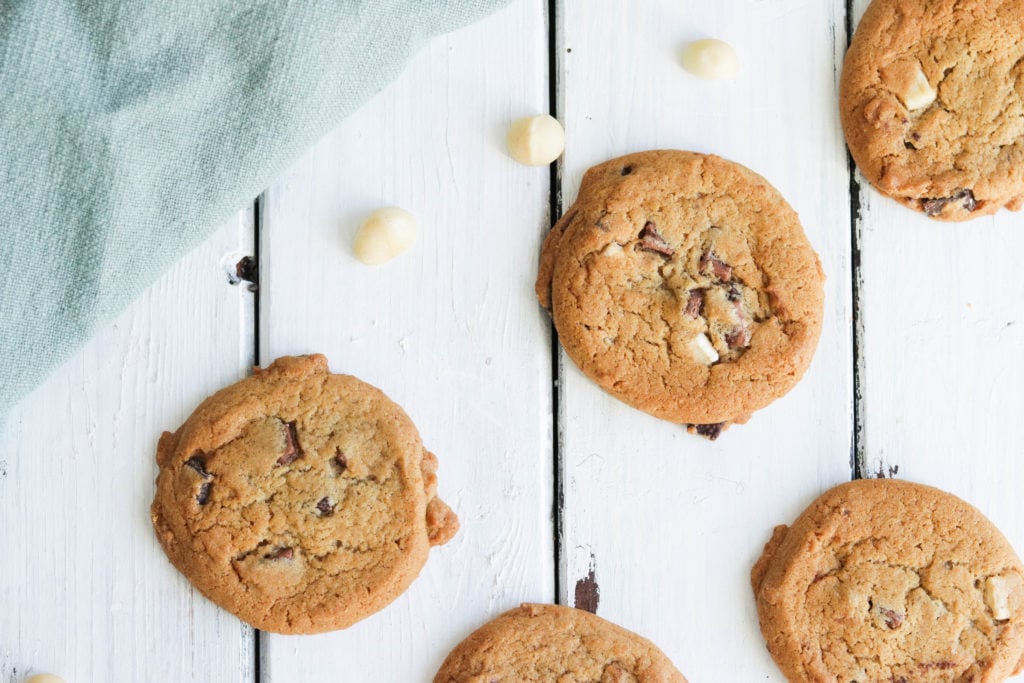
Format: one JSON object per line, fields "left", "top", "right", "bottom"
{"left": 3, "top": 1, "right": 1023, "bottom": 681}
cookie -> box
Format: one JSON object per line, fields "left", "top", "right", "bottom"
{"left": 752, "top": 479, "right": 1024, "bottom": 682}
{"left": 840, "top": 0, "right": 1024, "bottom": 221}
{"left": 433, "top": 603, "right": 687, "bottom": 682}
{"left": 150, "top": 354, "right": 458, "bottom": 634}
{"left": 535, "top": 150, "right": 825, "bottom": 437}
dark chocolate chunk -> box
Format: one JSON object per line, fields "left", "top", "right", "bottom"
{"left": 265, "top": 547, "right": 294, "bottom": 560}
{"left": 699, "top": 249, "right": 732, "bottom": 282}
{"left": 635, "top": 221, "right": 674, "bottom": 257}
{"left": 277, "top": 421, "right": 302, "bottom": 466}
{"left": 725, "top": 326, "right": 750, "bottom": 350}
{"left": 922, "top": 189, "right": 976, "bottom": 216}
{"left": 880, "top": 607, "right": 904, "bottom": 629}
{"left": 316, "top": 497, "right": 334, "bottom": 517}
{"left": 693, "top": 422, "right": 725, "bottom": 440}
{"left": 620, "top": 165, "right": 633, "bottom": 176}
{"left": 684, "top": 288, "right": 705, "bottom": 318}
{"left": 333, "top": 449, "right": 348, "bottom": 473}
{"left": 186, "top": 453, "right": 211, "bottom": 479}
{"left": 196, "top": 481, "right": 212, "bottom": 506}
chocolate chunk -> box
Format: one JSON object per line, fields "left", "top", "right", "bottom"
{"left": 265, "top": 547, "right": 294, "bottom": 560}
{"left": 880, "top": 607, "right": 904, "bottom": 629}
{"left": 699, "top": 249, "right": 732, "bottom": 282}
{"left": 922, "top": 189, "right": 976, "bottom": 216}
{"left": 186, "top": 453, "right": 211, "bottom": 479}
{"left": 316, "top": 497, "right": 334, "bottom": 517}
{"left": 333, "top": 449, "right": 348, "bottom": 472}
{"left": 277, "top": 421, "right": 303, "bottom": 466}
{"left": 635, "top": 222, "right": 674, "bottom": 257}
{"left": 725, "top": 326, "right": 750, "bottom": 350}
{"left": 620, "top": 165, "right": 633, "bottom": 176}
{"left": 196, "top": 481, "right": 212, "bottom": 506}
{"left": 684, "top": 289, "right": 705, "bottom": 318}
{"left": 692, "top": 422, "right": 725, "bottom": 440}
{"left": 904, "top": 141, "right": 915, "bottom": 150}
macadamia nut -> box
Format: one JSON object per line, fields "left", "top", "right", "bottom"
{"left": 901, "top": 65, "right": 936, "bottom": 110}
{"left": 681, "top": 39, "right": 739, "bottom": 80}
{"left": 984, "top": 573, "right": 1023, "bottom": 620}
{"left": 507, "top": 115, "right": 565, "bottom": 166}
{"left": 691, "top": 332, "right": 720, "bottom": 366}
{"left": 352, "top": 207, "right": 418, "bottom": 265}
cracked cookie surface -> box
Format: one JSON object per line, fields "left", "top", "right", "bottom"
{"left": 535, "top": 150, "right": 824, "bottom": 434}
{"left": 840, "top": 0, "right": 1024, "bottom": 221}
{"left": 752, "top": 479, "right": 1024, "bottom": 682}
{"left": 150, "top": 354, "right": 458, "bottom": 634}
{"left": 433, "top": 603, "right": 688, "bottom": 682}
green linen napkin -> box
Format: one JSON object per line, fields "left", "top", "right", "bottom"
{"left": 0, "top": 0, "right": 511, "bottom": 422}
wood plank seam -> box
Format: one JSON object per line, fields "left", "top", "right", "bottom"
{"left": 252, "top": 194, "right": 265, "bottom": 683}
{"left": 844, "top": 0, "right": 867, "bottom": 480}
{"left": 548, "top": 0, "right": 567, "bottom": 609}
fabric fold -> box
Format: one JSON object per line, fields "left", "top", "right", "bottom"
{"left": 0, "top": 0, "right": 511, "bottom": 420}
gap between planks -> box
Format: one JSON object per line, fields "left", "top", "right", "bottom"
{"left": 547, "top": 0, "right": 567, "bottom": 610}
{"left": 844, "top": 0, "right": 867, "bottom": 481}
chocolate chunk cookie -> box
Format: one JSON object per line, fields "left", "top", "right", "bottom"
{"left": 752, "top": 479, "right": 1024, "bottom": 682}
{"left": 150, "top": 354, "right": 458, "bottom": 634}
{"left": 536, "top": 150, "right": 825, "bottom": 437}
{"left": 840, "top": 0, "right": 1024, "bottom": 221}
{"left": 433, "top": 603, "right": 688, "bottom": 682}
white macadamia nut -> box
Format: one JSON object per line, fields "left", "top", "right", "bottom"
{"left": 352, "top": 207, "right": 418, "bottom": 265}
{"left": 985, "top": 573, "right": 1023, "bottom": 620}
{"left": 507, "top": 115, "right": 565, "bottom": 166}
{"left": 601, "top": 242, "right": 624, "bottom": 257}
{"left": 26, "top": 675, "right": 66, "bottom": 683}
{"left": 901, "top": 65, "right": 936, "bottom": 110}
{"left": 691, "top": 332, "right": 720, "bottom": 366}
{"left": 681, "top": 39, "right": 739, "bottom": 80}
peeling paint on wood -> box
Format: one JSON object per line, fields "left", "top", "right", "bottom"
{"left": 574, "top": 555, "right": 600, "bottom": 614}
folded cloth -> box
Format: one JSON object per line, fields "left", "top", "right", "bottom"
{"left": 0, "top": 0, "right": 511, "bottom": 423}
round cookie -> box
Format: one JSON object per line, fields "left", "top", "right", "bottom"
{"left": 752, "top": 479, "right": 1024, "bottom": 682}
{"left": 433, "top": 603, "right": 688, "bottom": 682}
{"left": 535, "top": 150, "right": 824, "bottom": 437}
{"left": 150, "top": 354, "right": 458, "bottom": 634}
{"left": 840, "top": 0, "right": 1024, "bottom": 221}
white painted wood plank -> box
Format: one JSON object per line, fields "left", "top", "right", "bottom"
{"left": 851, "top": 4, "right": 1024, "bottom": 678}
{"left": 258, "top": 1, "right": 553, "bottom": 681}
{"left": 0, "top": 211, "right": 256, "bottom": 682}
{"left": 557, "top": 1, "right": 853, "bottom": 680}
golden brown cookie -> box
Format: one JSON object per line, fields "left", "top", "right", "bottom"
{"left": 840, "top": 0, "right": 1024, "bottom": 221}
{"left": 536, "top": 150, "right": 825, "bottom": 438}
{"left": 150, "top": 354, "right": 458, "bottom": 634}
{"left": 433, "top": 603, "right": 688, "bottom": 682}
{"left": 752, "top": 479, "right": 1024, "bottom": 682}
